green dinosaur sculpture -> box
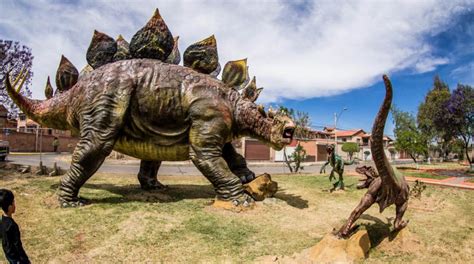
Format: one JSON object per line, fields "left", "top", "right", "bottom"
{"left": 320, "top": 144, "right": 355, "bottom": 191}
{"left": 6, "top": 9, "right": 295, "bottom": 208}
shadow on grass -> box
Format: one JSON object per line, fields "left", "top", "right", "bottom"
{"left": 50, "top": 182, "right": 309, "bottom": 209}
{"left": 274, "top": 189, "right": 309, "bottom": 209}
{"left": 50, "top": 182, "right": 215, "bottom": 204}
{"left": 359, "top": 214, "right": 402, "bottom": 248}
{"left": 88, "top": 183, "right": 217, "bottom": 204}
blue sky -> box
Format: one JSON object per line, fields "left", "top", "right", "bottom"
{"left": 0, "top": 0, "right": 473, "bottom": 136}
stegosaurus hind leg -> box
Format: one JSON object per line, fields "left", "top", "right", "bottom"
{"left": 138, "top": 160, "right": 167, "bottom": 190}
{"left": 58, "top": 92, "right": 130, "bottom": 207}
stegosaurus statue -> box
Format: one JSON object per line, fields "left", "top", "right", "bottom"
{"left": 6, "top": 8, "right": 296, "bottom": 208}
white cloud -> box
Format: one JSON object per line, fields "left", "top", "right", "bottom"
{"left": 0, "top": 0, "right": 471, "bottom": 102}
{"left": 451, "top": 61, "right": 474, "bottom": 84}
{"left": 414, "top": 56, "right": 450, "bottom": 73}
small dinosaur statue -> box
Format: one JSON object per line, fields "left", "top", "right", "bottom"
{"left": 337, "top": 75, "right": 409, "bottom": 238}
{"left": 320, "top": 144, "right": 356, "bottom": 191}
{"left": 6, "top": 9, "right": 295, "bottom": 208}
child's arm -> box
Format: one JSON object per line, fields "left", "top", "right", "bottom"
{"left": 9, "top": 222, "right": 30, "bottom": 263}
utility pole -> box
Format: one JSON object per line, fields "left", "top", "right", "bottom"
{"left": 334, "top": 108, "right": 348, "bottom": 154}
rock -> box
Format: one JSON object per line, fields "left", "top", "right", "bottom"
{"left": 244, "top": 173, "right": 278, "bottom": 201}
{"left": 86, "top": 30, "right": 117, "bottom": 69}
{"left": 113, "top": 35, "right": 131, "bottom": 62}
{"left": 55, "top": 55, "right": 79, "bottom": 92}
{"left": 212, "top": 199, "right": 254, "bottom": 212}
{"left": 183, "top": 35, "right": 219, "bottom": 74}
{"left": 308, "top": 230, "right": 371, "bottom": 263}
{"left": 129, "top": 8, "right": 174, "bottom": 61}
{"left": 44, "top": 76, "right": 53, "bottom": 99}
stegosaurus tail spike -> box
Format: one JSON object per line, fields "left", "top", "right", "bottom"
{"left": 113, "top": 34, "right": 131, "bottom": 62}
{"left": 165, "top": 36, "right": 181, "bottom": 65}
{"left": 183, "top": 35, "right": 219, "bottom": 74}
{"left": 45, "top": 76, "right": 53, "bottom": 99}
{"left": 55, "top": 55, "right": 79, "bottom": 93}
{"left": 86, "top": 30, "right": 117, "bottom": 69}
{"left": 130, "top": 8, "right": 174, "bottom": 61}
{"left": 222, "top": 58, "right": 248, "bottom": 87}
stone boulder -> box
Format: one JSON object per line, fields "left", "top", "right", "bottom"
{"left": 244, "top": 173, "right": 278, "bottom": 201}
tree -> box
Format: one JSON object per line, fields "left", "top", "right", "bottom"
{"left": 284, "top": 143, "right": 307, "bottom": 173}
{"left": 341, "top": 142, "right": 359, "bottom": 160}
{"left": 277, "top": 106, "right": 311, "bottom": 139}
{"left": 392, "top": 106, "right": 427, "bottom": 163}
{"left": 277, "top": 106, "right": 311, "bottom": 173}
{"left": 0, "top": 40, "right": 34, "bottom": 117}
{"left": 446, "top": 84, "right": 473, "bottom": 170}
{"left": 417, "top": 75, "right": 453, "bottom": 160}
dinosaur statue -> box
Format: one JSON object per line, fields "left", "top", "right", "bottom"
{"left": 319, "top": 144, "right": 356, "bottom": 191}
{"left": 337, "top": 75, "right": 409, "bottom": 238}
{"left": 5, "top": 9, "right": 295, "bottom": 208}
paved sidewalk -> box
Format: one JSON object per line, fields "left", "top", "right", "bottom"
{"left": 405, "top": 176, "right": 474, "bottom": 190}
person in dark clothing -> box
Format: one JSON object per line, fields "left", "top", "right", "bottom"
{"left": 52, "top": 137, "right": 60, "bottom": 153}
{"left": 0, "top": 189, "right": 30, "bottom": 264}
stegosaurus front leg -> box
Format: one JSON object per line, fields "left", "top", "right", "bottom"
{"left": 222, "top": 143, "right": 255, "bottom": 184}
{"left": 189, "top": 113, "right": 254, "bottom": 208}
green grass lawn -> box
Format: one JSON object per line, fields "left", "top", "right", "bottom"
{"left": 1, "top": 170, "right": 473, "bottom": 263}
{"left": 402, "top": 171, "right": 450, "bottom": 180}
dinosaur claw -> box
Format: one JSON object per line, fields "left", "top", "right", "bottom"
{"left": 60, "top": 197, "right": 90, "bottom": 208}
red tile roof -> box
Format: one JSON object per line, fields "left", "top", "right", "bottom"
{"left": 332, "top": 129, "right": 365, "bottom": 137}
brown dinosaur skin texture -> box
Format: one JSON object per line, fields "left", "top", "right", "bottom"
{"left": 6, "top": 59, "right": 295, "bottom": 207}
{"left": 337, "top": 75, "right": 409, "bottom": 238}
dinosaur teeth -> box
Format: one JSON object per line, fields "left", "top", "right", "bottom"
{"left": 86, "top": 30, "right": 117, "bottom": 69}
{"left": 130, "top": 8, "right": 174, "bottom": 61}
{"left": 55, "top": 55, "right": 78, "bottom": 93}
{"left": 44, "top": 76, "right": 53, "bottom": 99}
{"left": 183, "top": 35, "right": 219, "bottom": 74}
{"left": 113, "top": 34, "right": 131, "bottom": 62}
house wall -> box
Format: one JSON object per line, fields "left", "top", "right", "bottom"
{"left": 244, "top": 139, "right": 270, "bottom": 160}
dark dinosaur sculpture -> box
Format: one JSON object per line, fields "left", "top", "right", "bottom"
{"left": 320, "top": 144, "right": 356, "bottom": 191}
{"left": 5, "top": 9, "right": 295, "bottom": 208}
{"left": 337, "top": 75, "right": 409, "bottom": 238}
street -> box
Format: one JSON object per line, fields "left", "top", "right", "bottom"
{"left": 5, "top": 153, "right": 362, "bottom": 176}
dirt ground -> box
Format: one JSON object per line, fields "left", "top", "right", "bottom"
{"left": 0, "top": 170, "right": 473, "bottom": 263}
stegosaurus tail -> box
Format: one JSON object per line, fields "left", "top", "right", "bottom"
{"left": 4, "top": 69, "right": 70, "bottom": 130}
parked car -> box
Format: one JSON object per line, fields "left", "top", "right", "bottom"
{"left": 0, "top": 140, "right": 9, "bottom": 161}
